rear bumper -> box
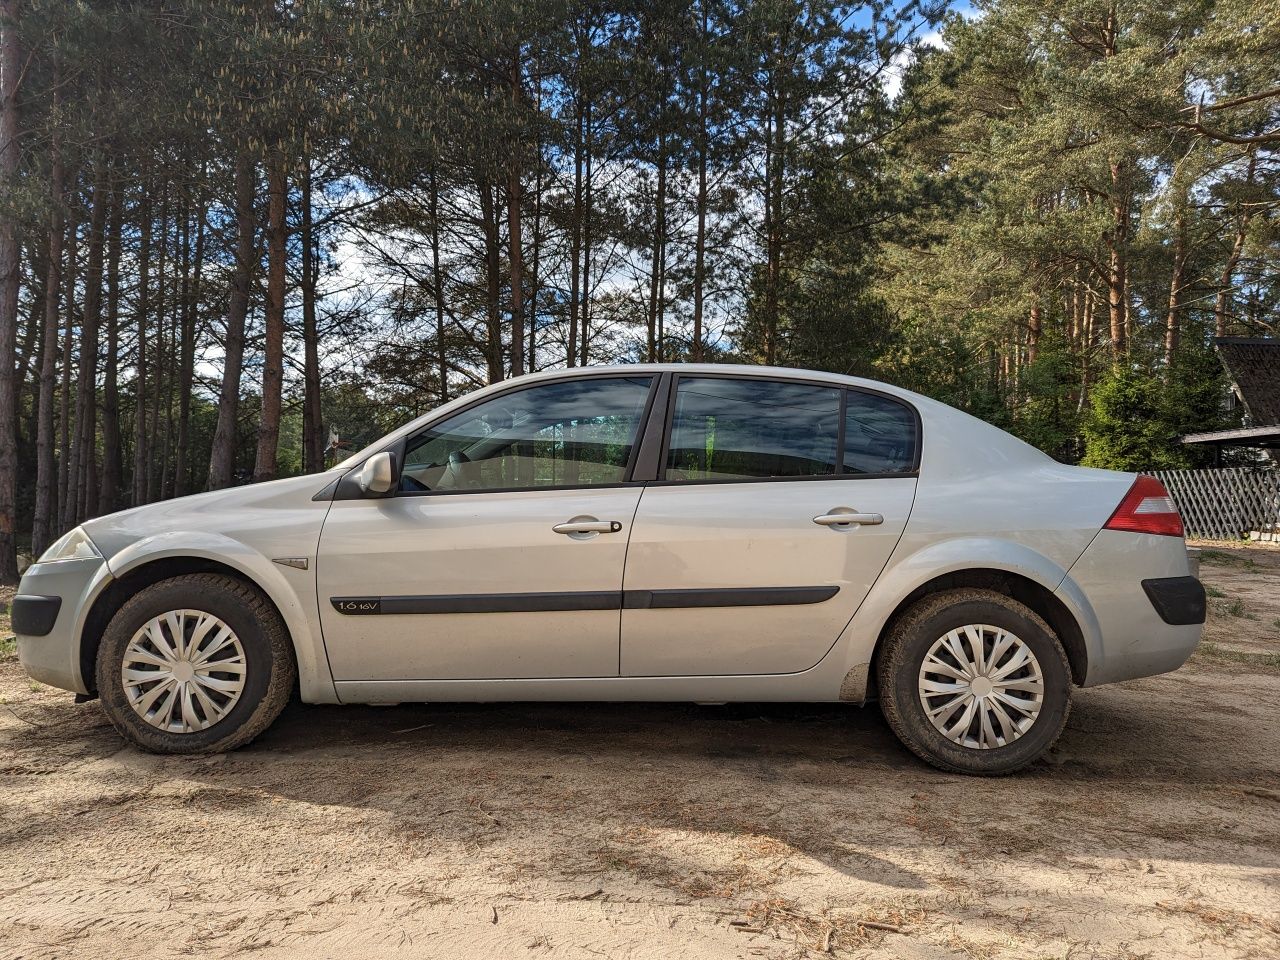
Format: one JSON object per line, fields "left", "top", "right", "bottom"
{"left": 1060, "top": 531, "right": 1203, "bottom": 687}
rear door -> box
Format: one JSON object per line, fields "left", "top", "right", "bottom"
{"left": 620, "top": 375, "right": 919, "bottom": 677}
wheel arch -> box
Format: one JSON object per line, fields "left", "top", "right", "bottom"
{"left": 79, "top": 557, "right": 278, "bottom": 693}
{"left": 77, "top": 539, "right": 338, "bottom": 703}
{"left": 869, "top": 568, "right": 1089, "bottom": 690}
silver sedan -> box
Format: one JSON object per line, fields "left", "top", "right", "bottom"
{"left": 13, "top": 364, "right": 1204, "bottom": 774}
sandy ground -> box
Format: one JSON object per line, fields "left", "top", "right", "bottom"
{"left": 1, "top": 545, "right": 1278, "bottom": 960}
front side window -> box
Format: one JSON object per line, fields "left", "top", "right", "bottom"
{"left": 665, "top": 377, "right": 841, "bottom": 481}
{"left": 843, "top": 391, "right": 918, "bottom": 474}
{"left": 401, "top": 376, "right": 653, "bottom": 492}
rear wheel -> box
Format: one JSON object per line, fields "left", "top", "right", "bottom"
{"left": 96, "top": 574, "right": 295, "bottom": 754}
{"left": 877, "top": 589, "right": 1071, "bottom": 775}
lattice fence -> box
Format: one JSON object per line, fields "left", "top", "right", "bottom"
{"left": 1152, "top": 468, "right": 1280, "bottom": 542}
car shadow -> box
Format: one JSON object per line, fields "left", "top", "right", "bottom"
{"left": 6, "top": 680, "right": 1279, "bottom": 887}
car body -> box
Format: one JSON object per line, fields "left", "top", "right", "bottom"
{"left": 14, "top": 364, "right": 1205, "bottom": 773}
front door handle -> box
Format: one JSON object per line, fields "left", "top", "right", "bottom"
{"left": 814, "top": 510, "right": 883, "bottom": 527}
{"left": 552, "top": 517, "right": 623, "bottom": 536}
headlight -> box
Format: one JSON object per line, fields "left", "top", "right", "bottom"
{"left": 38, "top": 527, "right": 103, "bottom": 563}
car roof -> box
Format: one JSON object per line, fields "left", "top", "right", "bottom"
{"left": 497, "top": 363, "right": 909, "bottom": 394}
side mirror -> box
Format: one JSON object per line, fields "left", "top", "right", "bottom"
{"left": 356, "top": 451, "right": 398, "bottom": 497}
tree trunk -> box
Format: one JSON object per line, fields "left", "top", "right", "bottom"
{"left": 66, "top": 154, "right": 109, "bottom": 528}
{"left": 646, "top": 134, "right": 667, "bottom": 364}
{"left": 158, "top": 284, "right": 176, "bottom": 501}
{"left": 1214, "top": 151, "right": 1257, "bottom": 338}
{"left": 147, "top": 186, "right": 168, "bottom": 502}
{"left": 1078, "top": 289, "right": 1097, "bottom": 413}
{"left": 1106, "top": 161, "right": 1129, "bottom": 356}
{"left": 301, "top": 157, "right": 324, "bottom": 472}
{"left": 763, "top": 81, "right": 785, "bottom": 366}
{"left": 579, "top": 99, "right": 593, "bottom": 367}
{"left": 507, "top": 55, "right": 525, "bottom": 379}
{"left": 478, "top": 179, "right": 504, "bottom": 384}
{"left": 428, "top": 165, "right": 448, "bottom": 402}
{"left": 508, "top": 168, "right": 525, "bottom": 379}
{"left": 0, "top": 0, "right": 21, "bottom": 579}
{"left": 131, "top": 190, "right": 151, "bottom": 504}
{"left": 567, "top": 94, "right": 582, "bottom": 368}
{"left": 528, "top": 70, "right": 544, "bottom": 373}
{"left": 32, "top": 120, "right": 64, "bottom": 558}
{"left": 1028, "top": 298, "right": 1042, "bottom": 364}
{"left": 253, "top": 149, "right": 287, "bottom": 483}
{"left": 175, "top": 180, "right": 204, "bottom": 495}
{"left": 1164, "top": 204, "right": 1186, "bottom": 375}
{"left": 60, "top": 202, "right": 79, "bottom": 519}
{"left": 208, "top": 153, "right": 255, "bottom": 489}
{"left": 691, "top": 2, "right": 710, "bottom": 363}
{"left": 101, "top": 172, "right": 122, "bottom": 512}
{"left": 14, "top": 242, "right": 42, "bottom": 425}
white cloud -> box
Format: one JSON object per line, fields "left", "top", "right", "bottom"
{"left": 882, "top": 28, "right": 947, "bottom": 101}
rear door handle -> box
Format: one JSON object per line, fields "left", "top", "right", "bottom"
{"left": 553, "top": 518, "right": 623, "bottom": 535}
{"left": 814, "top": 511, "right": 883, "bottom": 527}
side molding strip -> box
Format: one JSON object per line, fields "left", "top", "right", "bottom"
{"left": 330, "top": 585, "right": 839, "bottom": 616}
{"left": 622, "top": 586, "right": 839, "bottom": 609}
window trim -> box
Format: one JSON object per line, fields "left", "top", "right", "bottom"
{"left": 333, "top": 369, "right": 921, "bottom": 500}
{"left": 336, "top": 371, "right": 661, "bottom": 500}
{"left": 653, "top": 372, "right": 921, "bottom": 487}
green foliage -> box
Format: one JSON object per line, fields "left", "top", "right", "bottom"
{"left": 1, "top": 0, "right": 1275, "bottom": 566}
{"left": 1080, "top": 365, "right": 1216, "bottom": 471}
{"left": 1010, "top": 339, "right": 1081, "bottom": 461}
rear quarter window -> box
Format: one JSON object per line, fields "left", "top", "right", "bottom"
{"left": 843, "top": 391, "right": 918, "bottom": 475}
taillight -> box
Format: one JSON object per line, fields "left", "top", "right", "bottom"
{"left": 1104, "top": 475, "right": 1184, "bottom": 537}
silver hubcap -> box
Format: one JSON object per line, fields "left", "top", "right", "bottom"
{"left": 917, "top": 624, "right": 1044, "bottom": 750}
{"left": 121, "top": 609, "right": 247, "bottom": 734}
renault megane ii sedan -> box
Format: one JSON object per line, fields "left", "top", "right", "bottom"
{"left": 13, "top": 365, "right": 1205, "bottom": 774}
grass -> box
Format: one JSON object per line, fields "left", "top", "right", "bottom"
{"left": 1220, "top": 598, "right": 1258, "bottom": 619}
{"left": 1196, "top": 642, "right": 1280, "bottom": 671}
{"left": 1205, "top": 585, "right": 1226, "bottom": 598}
{"left": 1199, "top": 549, "right": 1260, "bottom": 571}
{"left": 0, "top": 635, "right": 15, "bottom": 660}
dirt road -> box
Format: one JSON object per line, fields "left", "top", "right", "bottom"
{"left": 2, "top": 544, "right": 1278, "bottom": 960}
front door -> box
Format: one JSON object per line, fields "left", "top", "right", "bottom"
{"left": 620, "top": 375, "right": 919, "bottom": 677}
{"left": 317, "top": 374, "right": 655, "bottom": 681}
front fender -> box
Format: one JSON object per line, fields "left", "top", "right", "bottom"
{"left": 829, "top": 536, "right": 1100, "bottom": 700}
{"left": 97, "top": 531, "right": 337, "bottom": 703}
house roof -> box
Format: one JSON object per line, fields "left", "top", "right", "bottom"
{"left": 1215, "top": 337, "right": 1280, "bottom": 427}
{"left": 1182, "top": 425, "right": 1280, "bottom": 448}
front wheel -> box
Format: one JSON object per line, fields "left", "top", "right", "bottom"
{"left": 877, "top": 589, "right": 1071, "bottom": 775}
{"left": 96, "top": 574, "right": 296, "bottom": 754}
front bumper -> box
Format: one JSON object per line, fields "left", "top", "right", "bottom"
{"left": 14, "top": 557, "right": 109, "bottom": 694}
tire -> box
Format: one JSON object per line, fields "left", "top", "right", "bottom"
{"left": 877, "top": 588, "right": 1071, "bottom": 775}
{"left": 96, "top": 574, "right": 296, "bottom": 754}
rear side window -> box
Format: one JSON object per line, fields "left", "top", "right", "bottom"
{"left": 665, "top": 377, "right": 841, "bottom": 481}
{"left": 843, "top": 391, "right": 918, "bottom": 474}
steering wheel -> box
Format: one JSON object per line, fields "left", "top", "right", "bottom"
{"left": 444, "top": 449, "right": 472, "bottom": 488}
